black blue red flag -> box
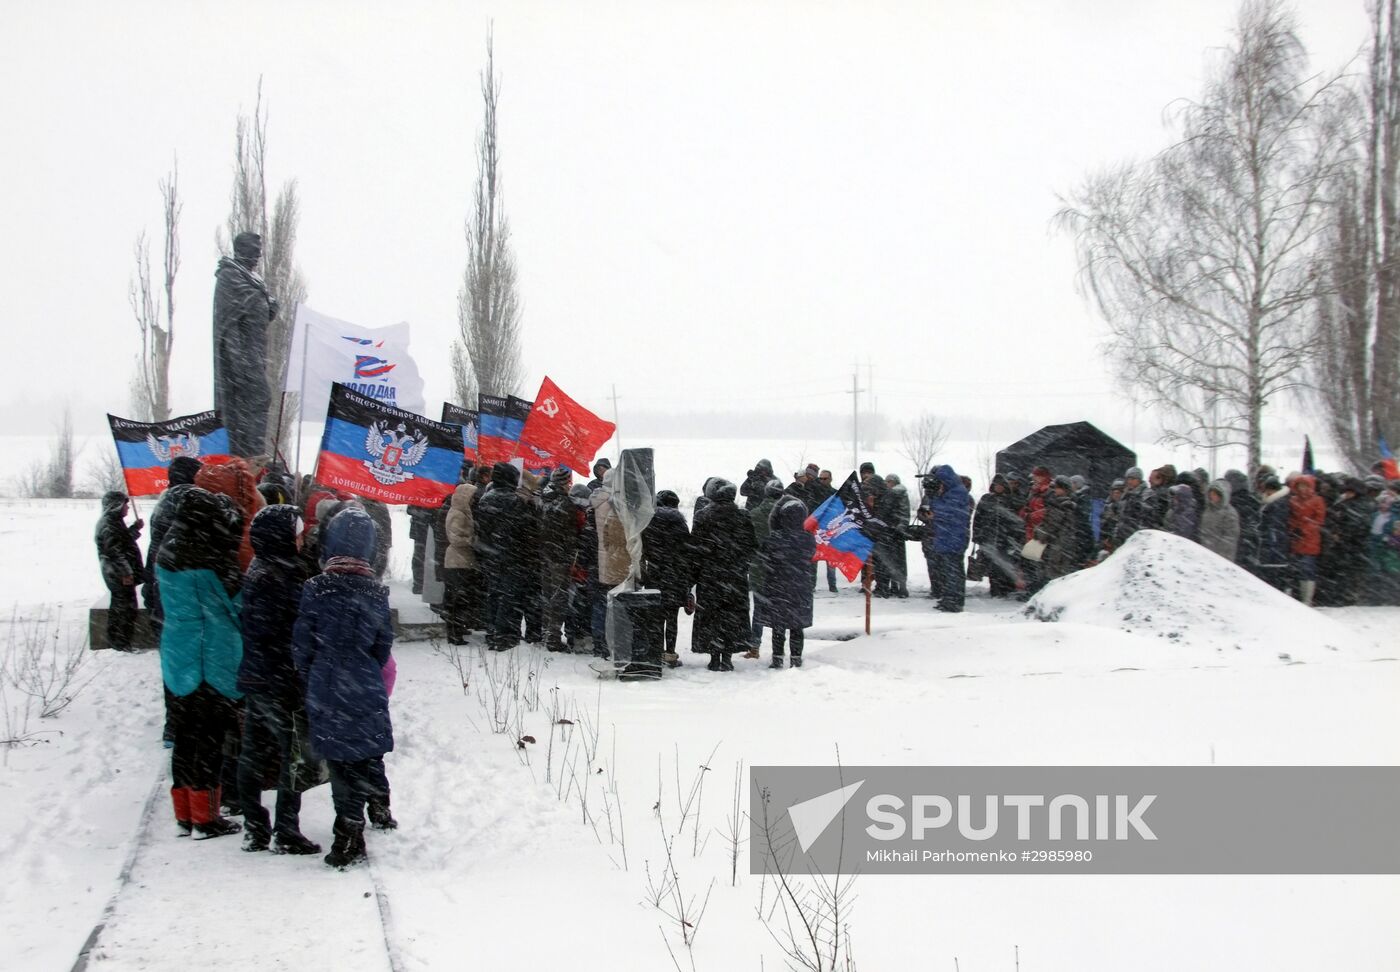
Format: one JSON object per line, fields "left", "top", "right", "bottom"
{"left": 804, "top": 472, "right": 876, "bottom": 581}
{"left": 441, "top": 402, "right": 480, "bottom": 462}
{"left": 314, "top": 384, "right": 460, "bottom": 505}
{"left": 107, "top": 410, "right": 231, "bottom": 496}
{"left": 477, "top": 393, "right": 533, "bottom": 466}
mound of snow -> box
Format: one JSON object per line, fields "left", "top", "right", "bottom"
{"left": 1025, "top": 529, "right": 1360, "bottom": 659}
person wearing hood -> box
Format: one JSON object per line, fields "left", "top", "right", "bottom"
{"left": 1222, "top": 470, "right": 1261, "bottom": 571}
{"left": 1288, "top": 474, "right": 1327, "bottom": 606}
{"left": 755, "top": 495, "right": 817, "bottom": 668}
{"left": 474, "top": 462, "right": 533, "bottom": 651}
{"left": 972, "top": 474, "right": 1023, "bottom": 597}
{"left": 195, "top": 457, "right": 265, "bottom": 572}
{"left": 539, "top": 466, "right": 583, "bottom": 652}
{"left": 235, "top": 505, "right": 321, "bottom": 856}
{"left": 587, "top": 457, "right": 612, "bottom": 493}
{"left": 155, "top": 486, "right": 246, "bottom": 840}
{"left": 212, "top": 231, "right": 278, "bottom": 458}
{"left": 641, "top": 490, "right": 693, "bottom": 666}
{"left": 740, "top": 459, "right": 777, "bottom": 511}
{"left": 1165, "top": 480, "right": 1199, "bottom": 541}
{"left": 1199, "top": 480, "right": 1241, "bottom": 562}
{"left": 443, "top": 462, "right": 481, "bottom": 645}
{"left": 293, "top": 508, "right": 396, "bottom": 869}
{"left": 689, "top": 478, "right": 757, "bottom": 670}
{"left": 919, "top": 465, "right": 971, "bottom": 611}
{"left": 95, "top": 490, "right": 145, "bottom": 652}
{"left": 747, "top": 478, "right": 786, "bottom": 652}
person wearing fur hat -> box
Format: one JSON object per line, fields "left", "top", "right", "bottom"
{"left": 96, "top": 490, "right": 144, "bottom": 652}
{"left": 195, "top": 457, "right": 266, "bottom": 572}
{"left": 1257, "top": 476, "right": 1294, "bottom": 593}
{"left": 293, "top": 508, "right": 395, "bottom": 868}
{"left": 689, "top": 478, "right": 757, "bottom": 670}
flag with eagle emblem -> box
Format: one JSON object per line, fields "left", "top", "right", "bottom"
{"left": 314, "top": 384, "right": 460, "bottom": 504}
{"left": 107, "top": 410, "right": 231, "bottom": 495}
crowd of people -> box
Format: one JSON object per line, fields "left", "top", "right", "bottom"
{"left": 92, "top": 447, "right": 1400, "bottom": 867}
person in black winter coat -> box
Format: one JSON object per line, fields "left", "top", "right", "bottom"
{"left": 1318, "top": 479, "right": 1374, "bottom": 607}
{"left": 144, "top": 455, "right": 204, "bottom": 627}
{"left": 690, "top": 478, "right": 757, "bottom": 671}
{"left": 1256, "top": 476, "right": 1293, "bottom": 592}
{"left": 1069, "top": 476, "right": 1096, "bottom": 566}
{"left": 474, "top": 462, "right": 533, "bottom": 650}
{"left": 755, "top": 496, "right": 816, "bottom": 668}
{"left": 292, "top": 509, "right": 395, "bottom": 868}
{"left": 971, "top": 474, "right": 1022, "bottom": 597}
{"left": 641, "top": 490, "right": 692, "bottom": 665}
{"left": 740, "top": 459, "right": 777, "bottom": 511}
{"left": 96, "top": 490, "right": 145, "bottom": 651}
{"left": 1223, "top": 469, "right": 1261, "bottom": 571}
{"left": 405, "top": 504, "right": 436, "bottom": 594}
{"left": 1111, "top": 467, "right": 1147, "bottom": 550}
{"left": 567, "top": 483, "right": 599, "bottom": 650}
{"left": 540, "top": 467, "right": 584, "bottom": 652}
{"left": 235, "top": 505, "right": 320, "bottom": 856}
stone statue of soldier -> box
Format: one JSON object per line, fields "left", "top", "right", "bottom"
{"left": 212, "top": 231, "right": 279, "bottom": 458}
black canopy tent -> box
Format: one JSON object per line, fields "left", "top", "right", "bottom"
{"left": 995, "top": 422, "right": 1136, "bottom": 499}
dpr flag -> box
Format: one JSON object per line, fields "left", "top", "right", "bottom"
{"left": 516, "top": 377, "right": 617, "bottom": 477}
{"left": 477, "top": 393, "right": 533, "bottom": 466}
{"left": 1379, "top": 435, "right": 1399, "bottom": 481}
{"left": 107, "top": 411, "right": 231, "bottom": 496}
{"left": 441, "top": 402, "right": 480, "bottom": 462}
{"left": 314, "top": 384, "right": 460, "bottom": 505}
{"left": 285, "top": 304, "right": 426, "bottom": 418}
{"left": 804, "top": 472, "right": 875, "bottom": 581}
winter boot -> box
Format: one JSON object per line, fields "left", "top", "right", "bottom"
{"left": 171, "top": 786, "right": 193, "bottom": 838}
{"left": 367, "top": 798, "right": 399, "bottom": 831}
{"left": 324, "top": 816, "right": 368, "bottom": 869}
{"left": 273, "top": 830, "right": 323, "bottom": 855}
{"left": 189, "top": 788, "right": 243, "bottom": 840}
{"left": 790, "top": 654, "right": 804, "bottom": 668}
{"left": 769, "top": 655, "right": 784, "bottom": 669}
{"left": 242, "top": 828, "right": 270, "bottom": 852}
{"left": 719, "top": 653, "right": 735, "bottom": 672}
{"left": 706, "top": 654, "right": 723, "bottom": 672}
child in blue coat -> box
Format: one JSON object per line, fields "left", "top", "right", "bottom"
{"left": 293, "top": 508, "right": 395, "bottom": 868}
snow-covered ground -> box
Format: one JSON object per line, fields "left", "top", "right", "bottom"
{"left": 2, "top": 496, "right": 1397, "bottom": 971}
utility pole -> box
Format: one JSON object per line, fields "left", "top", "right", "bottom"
{"left": 609, "top": 383, "right": 622, "bottom": 455}
{"left": 846, "top": 370, "right": 863, "bottom": 471}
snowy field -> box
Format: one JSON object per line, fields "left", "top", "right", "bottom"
{"left": 3, "top": 484, "right": 1399, "bottom": 970}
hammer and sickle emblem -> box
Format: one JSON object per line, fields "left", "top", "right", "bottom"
{"left": 538, "top": 397, "right": 560, "bottom": 419}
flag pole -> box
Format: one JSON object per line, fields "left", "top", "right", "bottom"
{"left": 863, "top": 563, "right": 872, "bottom": 635}
{"left": 292, "top": 304, "right": 310, "bottom": 499}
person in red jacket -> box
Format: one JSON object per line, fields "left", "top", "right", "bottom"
{"left": 1021, "top": 466, "right": 1052, "bottom": 542}
{"left": 195, "top": 457, "right": 265, "bottom": 573}
{"left": 1288, "top": 474, "right": 1326, "bottom": 606}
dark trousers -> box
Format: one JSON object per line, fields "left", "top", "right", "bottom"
{"left": 590, "top": 580, "right": 611, "bottom": 652}
{"left": 327, "top": 757, "right": 390, "bottom": 823}
{"left": 106, "top": 582, "right": 137, "bottom": 649}
{"left": 772, "top": 628, "right": 805, "bottom": 657}
{"left": 486, "top": 585, "right": 521, "bottom": 649}
{"left": 168, "top": 684, "right": 239, "bottom": 790}
{"left": 541, "top": 561, "right": 571, "bottom": 648}
{"left": 443, "top": 567, "right": 479, "bottom": 641}
{"left": 237, "top": 692, "right": 303, "bottom": 839}
{"left": 411, "top": 536, "right": 428, "bottom": 593}
{"left": 929, "top": 552, "right": 966, "bottom": 612}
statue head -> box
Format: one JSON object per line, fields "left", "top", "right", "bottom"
{"left": 232, "top": 231, "right": 263, "bottom": 269}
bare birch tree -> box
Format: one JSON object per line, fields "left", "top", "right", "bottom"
{"left": 217, "top": 79, "right": 307, "bottom": 453}
{"left": 896, "top": 411, "right": 949, "bottom": 475}
{"left": 452, "top": 28, "right": 524, "bottom": 405}
{"left": 1312, "top": 0, "right": 1400, "bottom": 470}
{"left": 129, "top": 159, "right": 180, "bottom": 422}
{"left": 1057, "top": 0, "right": 1348, "bottom": 471}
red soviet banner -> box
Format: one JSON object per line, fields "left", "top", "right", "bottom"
{"left": 515, "top": 377, "right": 616, "bottom": 477}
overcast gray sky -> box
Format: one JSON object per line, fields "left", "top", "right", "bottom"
{"left": 0, "top": 0, "right": 1370, "bottom": 455}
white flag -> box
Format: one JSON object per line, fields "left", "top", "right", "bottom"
{"left": 285, "top": 304, "right": 426, "bottom": 417}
